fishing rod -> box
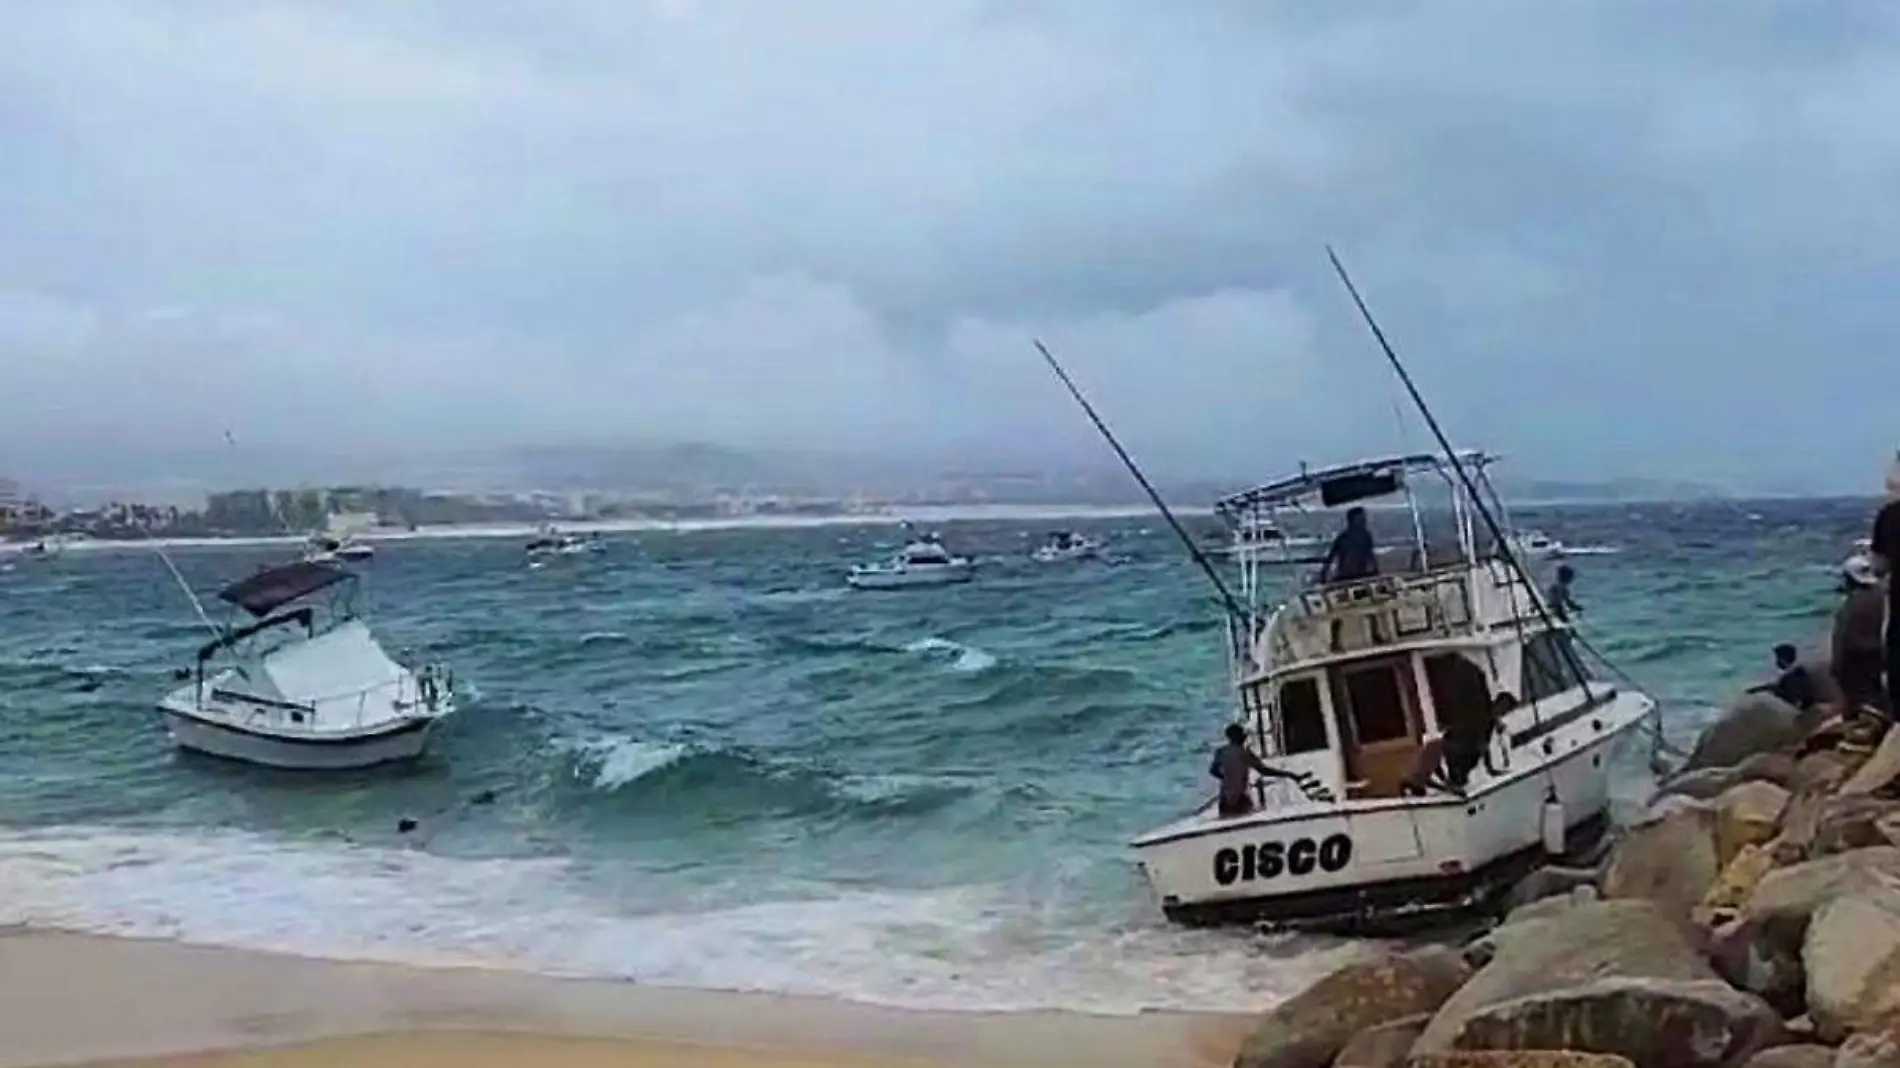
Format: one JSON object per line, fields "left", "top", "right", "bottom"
{"left": 1033, "top": 339, "right": 1245, "bottom": 622}
{"left": 1323, "top": 247, "right": 1603, "bottom": 701}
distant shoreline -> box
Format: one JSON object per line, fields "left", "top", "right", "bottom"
{"left": 0, "top": 503, "right": 1199, "bottom": 556}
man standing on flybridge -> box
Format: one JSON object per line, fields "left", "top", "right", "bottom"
{"left": 1871, "top": 450, "right": 1900, "bottom": 714}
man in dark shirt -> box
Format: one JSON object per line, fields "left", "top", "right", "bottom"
{"left": 1209, "top": 723, "right": 1300, "bottom": 817}
{"left": 1547, "top": 565, "right": 1581, "bottom": 622}
{"left": 1874, "top": 458, "right": 1900, "bottom": 713}
{"left": 1748, "top": 642, "right": 1818, "bottom": 712}
{"left": 1320, "top": 506, "right": 1378, "bottom": 584}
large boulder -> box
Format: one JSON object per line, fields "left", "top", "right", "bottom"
{"left": 1415, "top": 900, "right": 1716, "bottom": 1054}
{"left": 1408, "top": 1054, "right": 1637, "bottom": 1067}
{"left": 1424, "top": 978, "right": 1782, "bottom": 1068}
{"left": 1737, "top": 1046, "right": 1836, "bottom": 1068}
{"left": 1840, "top": 725, "right": 1900, "bottom": 797}
{"left": 1802, "top": 876, "right": 1900, "bottom": 1044}
{"left": 1233, "top": 946, "right": 1471, "bottom": 1068}
{"left": 1599, "top": 805, "right": 1721, "bottom": 922}
{"left": 1713, "top": 782, "right": 1791, "bottom": 866}
{"left": 1701, "top": 844, "right": 1776, "bottom": 915}
{"left": 1684, "top": 694, "right": 1818, "bottom": 773}
{"left": 1813, "top": 796, "right": 1900, "bottom": 857}
{"left": 1793, "top": 749, "right": 1858, "bottom": 793}
{"left": 1333, "top": 1012, "right": 1431, "bottom": 1068}
{"left": 1743, "top": 847, "right": 1900, "bottom": 955}
{"left": 1657, "top": 755, "right": 1804, "bottom": 805}
{"left": 1703, "top": 914, "right": 1806, "bottom": 1019}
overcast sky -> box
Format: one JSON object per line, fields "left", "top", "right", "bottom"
{"left": 2, "top": 1, "right": 1896, "bottom": 492}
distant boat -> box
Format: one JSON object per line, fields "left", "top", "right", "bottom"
{"left": 525, "top": 524, "right": 605, "bottom": 562}
{"left": 847, "top": 531, "right": 975, "bottom": 590}
{"left": 1511, "top": 529, "right": 1567, "bottom": 561}
{"left": 157, "top": 559, "right": 458, "bottom": 770}
{"left": 300, "top": 532, "right": 374, "bottom": 564}
{"left": 1031, "top": 529, "right": 1104, "bottom": 563}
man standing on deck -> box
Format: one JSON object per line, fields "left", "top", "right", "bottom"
{"left": 1319, "top": 507, "right": 1379, "bottom": 584}
{"left": 1870, "top": 451, "right": 1900, "bottom": 714}
{"left": 1547, "top": 565, "right": 1582, "bottom": 622}
{"left": 1210, "top": 723, "right": 1302, "bottom": 817}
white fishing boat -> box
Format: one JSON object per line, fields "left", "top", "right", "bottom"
{"left": 1130, "top": 451, "right": 1658, "bottom": 934}
{"left": 1220, "top": 513, "right": 1322, "bottom": 566}
{"left": 525, "top": 524, "right": 605, "bottom": 561}
{"left": 1512, "top": 529, "right": 1566, "bottom": 560}
{"left": 156, "top": 558, "right": 457, "bottom": 770}
{"left": 847, "top": 532, "right": 975, "bottom": 590}
{"left": 1031, "top": 529, "right": 1103, "bottom": 563}
{"left": 300, "top": 532, "right": 374, "bottom": 564}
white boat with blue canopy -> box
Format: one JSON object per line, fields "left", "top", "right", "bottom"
{"left": 157, "top": 559, "right": 458, "bottom": 770}
{"left": 1130, "top": 449, "right": 1658, "bottom": 934}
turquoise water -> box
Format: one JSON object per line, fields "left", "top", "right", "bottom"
{"left": 0, "top": 499, "right": 1875, "bottom": 1012}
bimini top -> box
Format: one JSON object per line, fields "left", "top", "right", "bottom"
{"left": 216, "top": 559, "right": 353, "bottom": 618}
{"left": 1216, "top": 450, "right": 1496, "bottom": 516}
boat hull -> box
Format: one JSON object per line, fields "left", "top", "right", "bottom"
{"left": 1133, "top": 693, "right": 1651, "bottom": 935}
{"left": 846, "top": 564, "right": 975, "bottom": 589}
{"left": 157, "top": 705, "right": 441, "bottom": 770}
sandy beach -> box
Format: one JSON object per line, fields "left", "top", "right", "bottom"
{"left": 0, "top": 930, "right": 1253, "bottom": 1068}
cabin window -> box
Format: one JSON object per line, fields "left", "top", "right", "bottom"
{"left": 1424, "top": 652, "right": 1490, "bottom": 735}
{"left": 1521, "top": 630, "right": 1589, "bottom": 703}
{"left": 1277, "top": 677, "right": 1329, "bottom": 754}
{"left": 1338, "top": 663, "right": 1413, "bottom": 745}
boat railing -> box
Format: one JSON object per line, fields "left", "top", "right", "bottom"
{"left": 1261, "top": 566, "right": 1481, "bottom": 666}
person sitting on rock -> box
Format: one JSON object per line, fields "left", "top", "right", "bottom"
{"left": 1834, "top": 554, "right": 1889, "bottom": 717}
{"left": 1746, "top": 643, "right": 1818, "bottom": 712}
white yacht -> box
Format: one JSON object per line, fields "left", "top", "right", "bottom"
{"left": 301, "top": 532, "right": 374, "bottom": 564}
{"left": 1031, "top": 529, "right": 1103, "bottom": 563}
{"left": 1220, "top": 514, "right": 1320, "bottom": 566}
{"left": 1131, "top": 451, "right": 1658, "bottom": 934}
{"left": 847, "top": 532, "right": 975, "bottom": 590}
{"left": 157, "top": 559, "right": 457, "bottom": 770}
{"left": 525, "top": 525, "right": 605, "bottom": 561}
{"left": 1512, "top": 529, "right": 1566, "bottom": 560}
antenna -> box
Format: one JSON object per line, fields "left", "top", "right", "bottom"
{"left": 1323, "top": 247, "right": 1596, "bottom": 693}
{"left": 1033, "top": 340, "right": 1244, "bottom": 621}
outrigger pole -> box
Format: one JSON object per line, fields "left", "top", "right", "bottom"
{"left": 1033, "top": 339, "right": 1246, "bottom": 622}
{"left": 1323, "top": 247, "right": 1597, "bottom": 696}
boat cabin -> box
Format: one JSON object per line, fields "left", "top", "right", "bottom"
{"left": 899, "top": 534, "right": 954, "bottom": 566}
{"left": 1218, "top": 452, "right": 1591, "bottom": 803}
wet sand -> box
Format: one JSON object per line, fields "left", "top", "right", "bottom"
{"left": 0, "top": 930, "right": 1252, "bottom": 1068}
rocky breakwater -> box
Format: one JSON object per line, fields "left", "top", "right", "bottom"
{"left": 1232, "top": 690, "right": 1900, "bottom": 1068}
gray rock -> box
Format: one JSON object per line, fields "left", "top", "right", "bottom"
{"left": 1737, "top": 1045, "right": 1835, "bottom": 1068}
{"left": 1407, "top": 1054, "right": 1637, "bottom": 1067}
{"left": 1685, "top": 693, "right": 1818, "bottom": 773}
{"left": 1813, "top": 796, "right": 1900, "bottom": 857}
{"left": 1233, "top": 946, "right": 1470, "bottom": 1068}
{"left": 1837, "top": 1026, "right": 1900, "bottom": 1068}
{"left": 1599, "top": 805, "right": 1721, "bottom": 922}
{"left": 1744, "top": 847, "right": 1900, "bottom": 954}
{"left": 1841, "top": 725, "right": 1900, "bottom": 797}
{"left": 1705, "top": 915, "right": 1806, "bottom": 1019}
{"left": 1802, "top": 873, "right": 1900, "bottom": 1043}
{"left": 1415, "top": 900, "right": 1715, "bottom": 1054}
{"left": 1334, "top": 1012, "right": 1431, "bottom": 1068}
{"left": 1504, "top": 866, "right": 1603, "bottom": 913}
{"left": 1428, "top": 978, "right": 1782, "bottom": 1068}
{"left": 1713, "top": 781, "right": 1791, "bottom": 867}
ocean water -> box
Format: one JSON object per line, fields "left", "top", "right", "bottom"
{"left": 0, "top": 498, "right": 1878, "bottom": 1014}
